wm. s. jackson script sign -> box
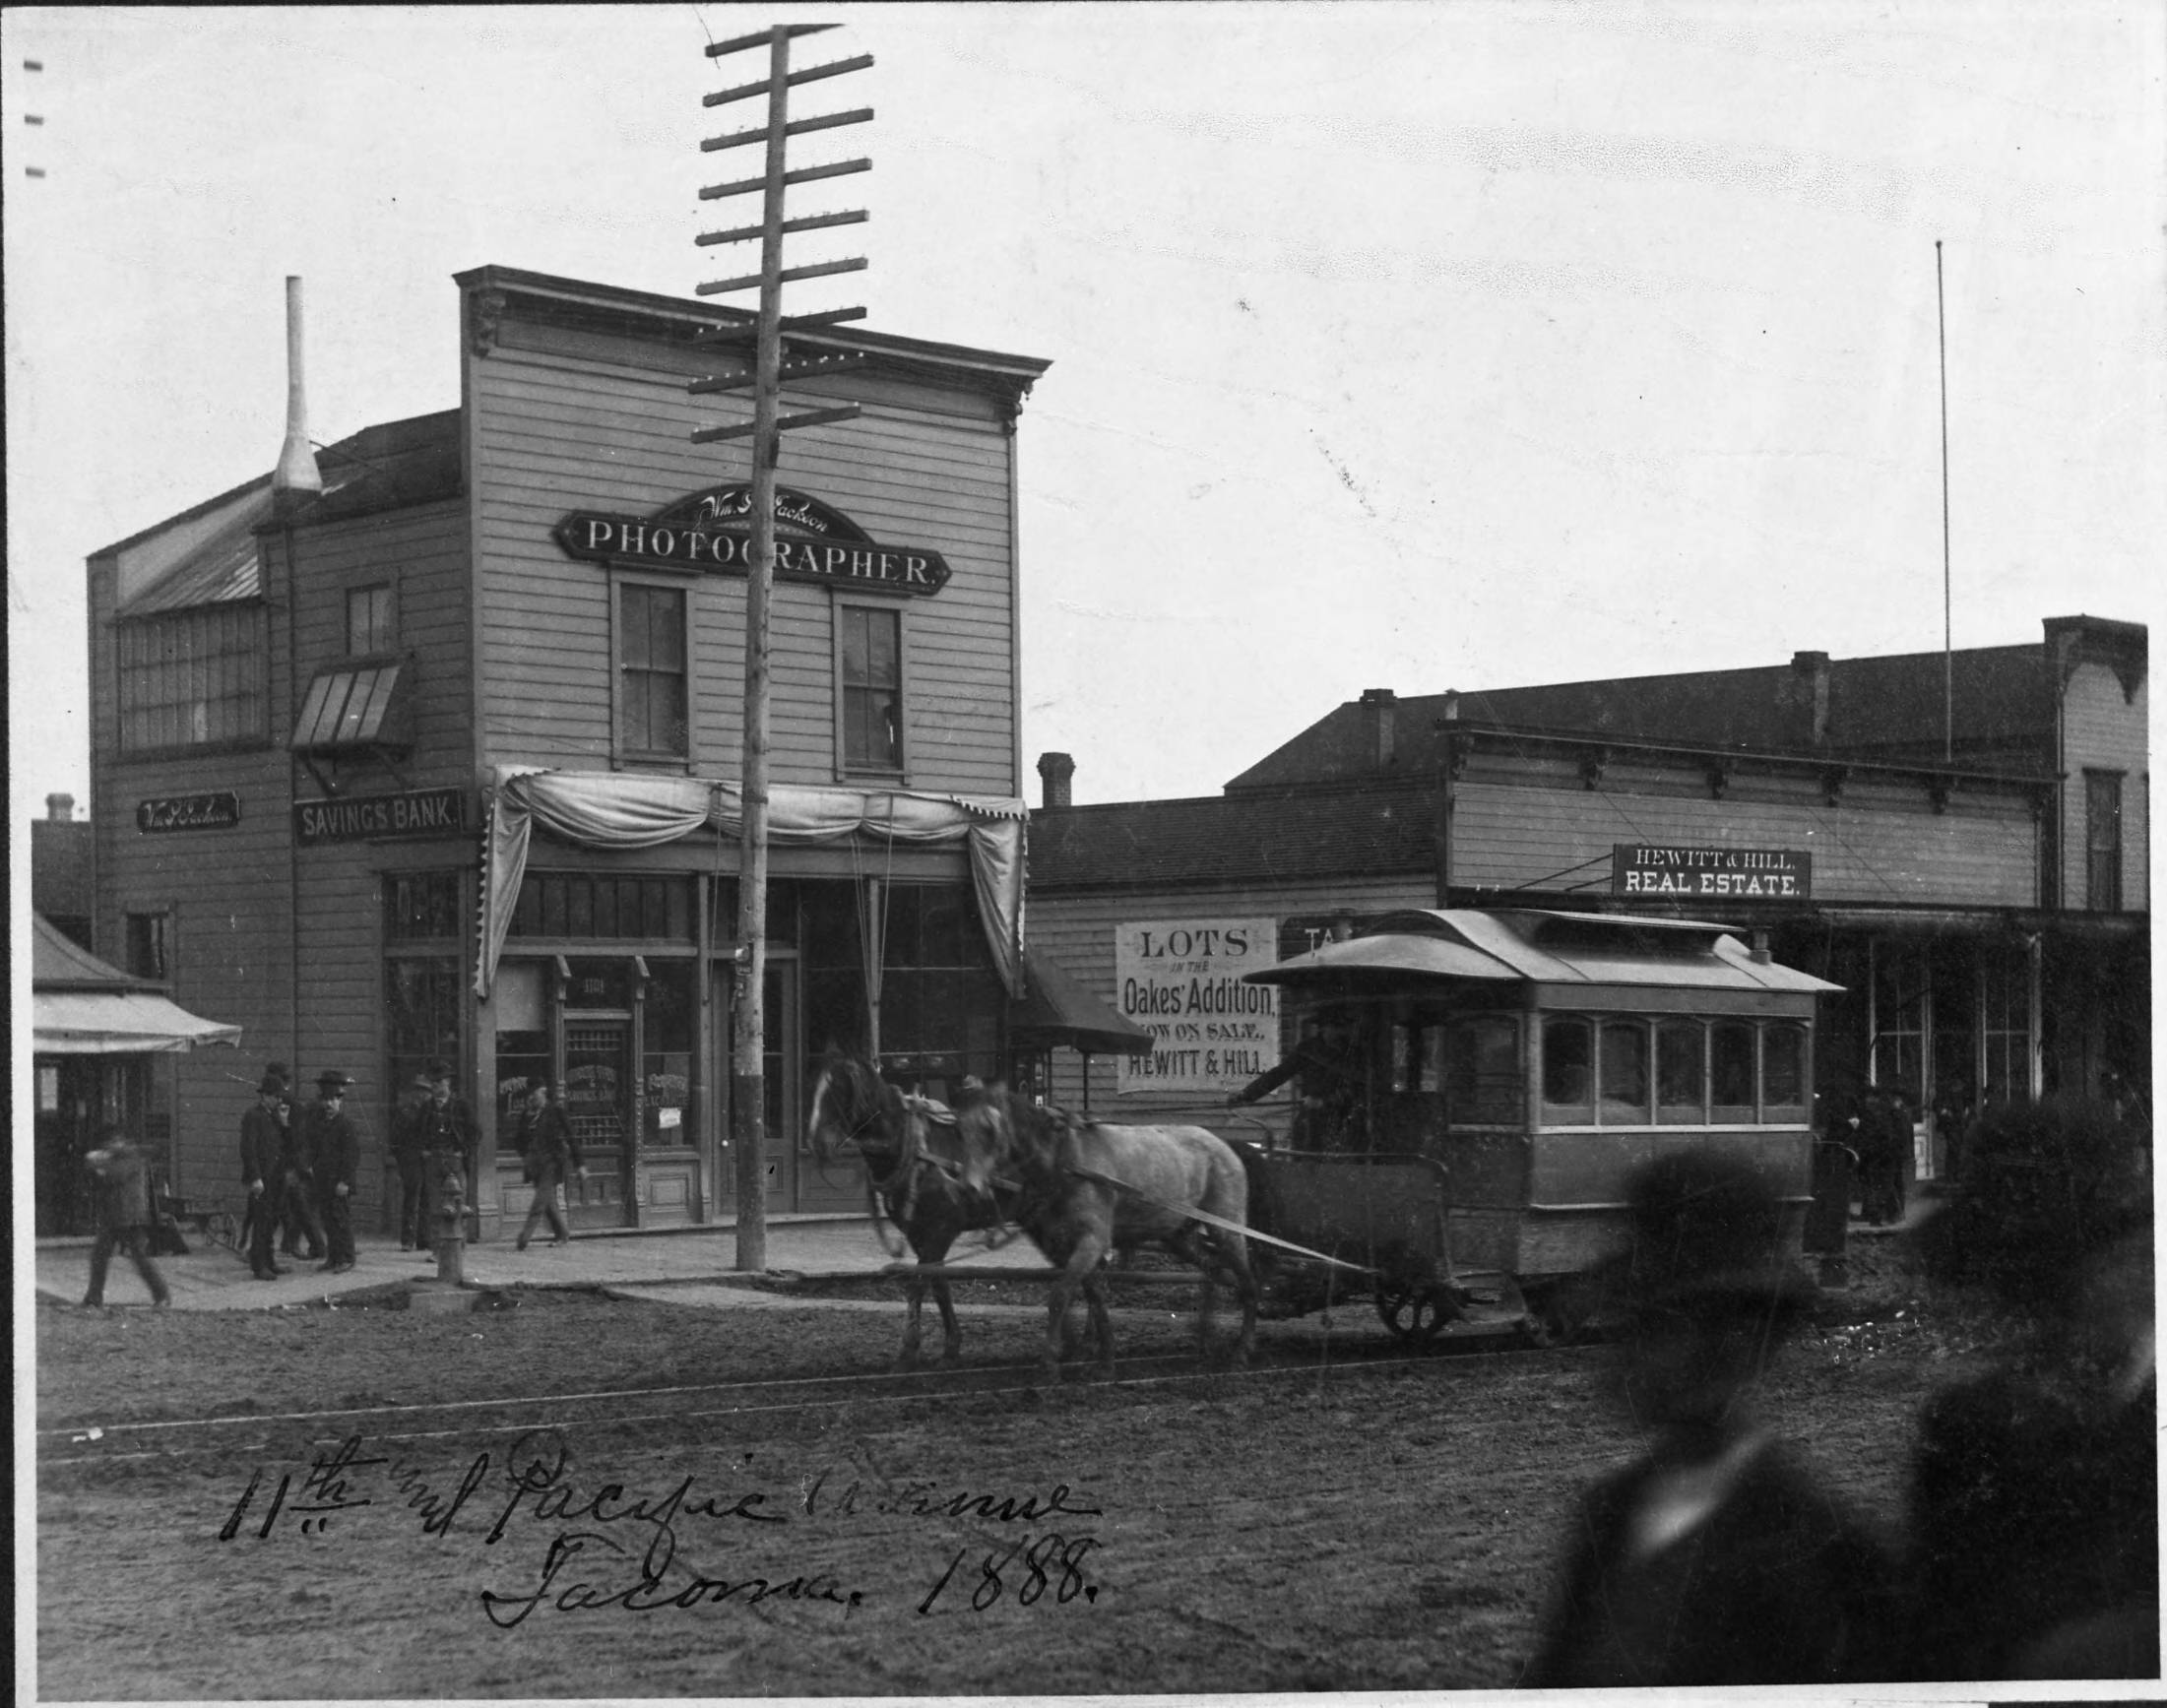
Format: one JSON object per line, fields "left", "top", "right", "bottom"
{"left": 555, "top": 485, "right": 951, "bottom": 596}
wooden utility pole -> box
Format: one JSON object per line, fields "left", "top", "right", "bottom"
{"left": 693, "top": 23, "right": 869, "bottom": 1271}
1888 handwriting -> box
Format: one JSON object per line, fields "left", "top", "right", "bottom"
{"left": 217, "top": 1432, "right": 1104, "bottom": 1621}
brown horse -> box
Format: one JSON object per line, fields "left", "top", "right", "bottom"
{"left": 805, "top": 1053, "right": 1030, "bottom": 1369}
{"left": 956, "top": 1091, "right": 1259, "bottom": 1377}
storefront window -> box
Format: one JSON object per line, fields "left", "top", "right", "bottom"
{"left": 1656, "top": 1021, "right": 1706, "bottom": 1124}
{"left": 510, "top": 873, "right": 693, "bottom": 941}
{"left": 1599, "top": 1022, "right": 1651, "bottom": 1125}
{"left": 875, "top": 882, "right": 1001, "bottom": 1084}
{"left": 385, "top": 957, "right": 461, "bottom": 1106}
{"left": 1872, "top": 944, "right": 1927, "bottom": 1104}
{"left": 643, "top": 962, "right": 697, "bottom": 1148}
{"left": 1541, "top": 1018, "right": 1593, "bottom": 1124}
{"left": 1981, "top": 944, "right": 2030, "bottom": 1104}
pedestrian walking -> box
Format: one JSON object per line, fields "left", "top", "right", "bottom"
{"left": 1523, "top": 1151, "right": 1900, "bottom": 1687}
{"left": 82, "top": 1125, "right": 172, "bottom": 1308}
{"left": 303, "top": 1070, "right": 362, "bottom": 1273}
{"left": 407, "top": 1055, "right": 478, "bottom": 1255}
{"left": 239, "top": 1064, "right": 291, "bottom": 1281}
{"left": 511, "top": 1081, "right": 586, "bottom": 1250}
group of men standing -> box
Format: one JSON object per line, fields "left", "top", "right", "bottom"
{"left": 237, "top": 1062, "right": 361, "bottom": 1280}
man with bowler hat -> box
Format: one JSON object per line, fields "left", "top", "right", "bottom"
{"left": 239, "top": 1063, "right": 292, "bottom": 1281}
{"left": 512, "top": 1081, "right": 586, "bottom": 1250}
{"left": 303, "top": 1070, "right": 361, "bottom": 1273}
{"left": 1524, "top": 1151, "right": 1899, "bottom": 1686}
{"left": 407, "top": 1055, "right": 477, "bottom": 1254}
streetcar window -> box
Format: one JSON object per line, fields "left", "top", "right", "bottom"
{"left": 1656, "top": 1020, "right": 1707, "bottom": 1124}
{"left": 1711, "top": 1022, "right": 1756, "bottom": 1122}
{"left": 1763, "top": 1024, "right": 1808, "bottom": 1119}
{"left": 1599, "top": 1021, "right": 1651, "bottom": 1124}
{"left": 1541, "top": 1018, "right": 1593, "bottom": 1123}
{"left": 1388, "top": 1022, "right": 1442, "bottom": 1094}
{"left": 1444, "top": 1014, "right": 1519, "bottom": 1124}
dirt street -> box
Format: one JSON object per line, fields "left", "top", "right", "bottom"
{"left": 34, "top": 1245, "right": 1992, "bottom": 1697}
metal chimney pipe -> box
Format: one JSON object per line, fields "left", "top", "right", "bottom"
{"left": 273, "top": 276, "right": 323, "bottom": 500}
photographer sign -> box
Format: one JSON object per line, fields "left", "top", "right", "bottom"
{"left": 1114, "top": 917, "right": 1280, "bottom": 1097}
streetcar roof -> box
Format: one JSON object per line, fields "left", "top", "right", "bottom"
{"left": 1243, "top": 908, "right": 1842, "bottom": 996}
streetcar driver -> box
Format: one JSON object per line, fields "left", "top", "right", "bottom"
{"left": 1228, "top": 1008, "right": 1363, "bottom": 1150}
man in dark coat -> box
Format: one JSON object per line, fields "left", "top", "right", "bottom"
{"left": 407, "top": 1055, "right": 478, "bottom": 1254}
{"left": 83, "top": 1125, "right": 171, "bottom": 1307}
{"left": 239, "top": 1065, "right": 291, "bottom": 1281}
{"left": 1227, "top": 1009, "right": 1363, "bottom": 1149}
{"left": 1858, "top": 1087, "right": 1910, "bottom": 1226}
{"left": 390, "top": 1073, "right": 431, "bottom": 1248}
{"left": 511, "top": 1081, "right": 587, "bottom": 1250}
{"left": 302, "top": 1070, "right": 362, "bottom": 1273}
{"left": 279, "top": 1075, "right": 329, "bottom": 1263}
{"left": 1523, "top": 1151, "right": 1901, "bottom": 1687}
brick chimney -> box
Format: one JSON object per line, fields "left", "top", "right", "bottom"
{"left": 1037, "top": 751, "right": 1075, "bottom": 810}
{"left": 1785, "top": 651, "right": 1831, "bottom": 746}
{"left": 45, "top": 792, "right": 75, "bottom": 822}
{"left": 1359, "top": 687, "right": 1397, "bottom": 769}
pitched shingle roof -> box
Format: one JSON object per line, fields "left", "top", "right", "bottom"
{"left": 1030, "top": 780, "right": 1437, "bottom": 892}
{"left": 115, "top": 411, "right": 462, "bottom": 616}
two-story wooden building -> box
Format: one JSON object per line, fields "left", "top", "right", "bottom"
{"left": 85, "top": 266, "right": 1050, "bottom": 1236}
{"left": 1028, "top": 619, "right": 2149, "bottom": 1180}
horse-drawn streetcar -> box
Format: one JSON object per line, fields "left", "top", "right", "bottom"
{"left": 1237, "top": 908, "right": 1839, "bottom": 1344}
{"left": 809, "top": 907, "right": 1837, "bottom": 1373}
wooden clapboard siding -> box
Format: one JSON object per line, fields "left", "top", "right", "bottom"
{"left": 1027, "top": 876, "right": 1427, "bottom": 1116}
{"left": 1449, "top": 766, "right": 2037, "bottom": 908}
{"left": 468, "top": 319, "right": 1018, "bottom": 795}
{"left": 88, "top": 538, "right": 294, "bottom": 1209}
{"left": 2059, "top": 660, "right": 2148, "bottom": 912}
{"left": 282, "top": 500, "right": 476, "bottom": 1218}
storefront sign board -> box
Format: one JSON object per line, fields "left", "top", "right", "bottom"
{"left": 136, "top": 791, "right": 241, "bottom": 834}
{"left": 556, "top": 483, "right": 952, "bottom": 596}
{"left": 294, "top": 788, "right": 468, "bottom": 847}
{"left": 1612, "top": 843, "right": 1812, "bottom": 900}
{"left": 1114, "top": 917, "right": 1281, "bottom": 1096}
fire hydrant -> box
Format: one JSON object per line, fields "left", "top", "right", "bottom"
{"left": 430, "top": 1150, "right": 469, "bottom": 1285}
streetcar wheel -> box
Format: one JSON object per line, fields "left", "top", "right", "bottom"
{"left": 1374, "top": 1283, "right": 1454, "bottom": 1344}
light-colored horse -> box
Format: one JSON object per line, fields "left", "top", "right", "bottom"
{"left": 806, "top": 1054, "right": 1029, "bottom": 1368}
{"left": 957, "top": 1091, "right": 1259, "bottom": 1377}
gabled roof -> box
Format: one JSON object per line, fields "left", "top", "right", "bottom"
{"left": 1227, "top": 639, "right": 2078, "bottom": 791}
{"left": 113, "top": 411, "right": 462, "bottom": 617}
{"left": 1030, "top": 780, "right": 1437, "bottom": 892}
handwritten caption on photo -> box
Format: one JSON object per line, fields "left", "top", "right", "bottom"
{"left": 217, "top": 1431, "right": 1105, "bottom": 1622}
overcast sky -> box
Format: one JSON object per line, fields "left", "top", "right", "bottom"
{"left": 7, "top": 2, "right": 2163, "bottom": 836}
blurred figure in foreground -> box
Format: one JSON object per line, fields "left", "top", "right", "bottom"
{"left": 1905, "top": 1096, "right": 2156, "bottom": 1680}
{"left": 1523, "top": 1152, "right": 1899, "bottom": 1687}
{"left": 83, "top": 1124, "right": 171, "bottom": 1308}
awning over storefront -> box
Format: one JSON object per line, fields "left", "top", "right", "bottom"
{"left": 477, "top": 766, "right": 1029, "bottom": 1000}
{"left": 32, "top": 915, "right": 243, "bottom": 1054}
{"left": 1009, "top": 945, "right": 1155, "bottom": 1056}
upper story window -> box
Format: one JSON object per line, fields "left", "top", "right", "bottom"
{"left": 2085, "top": 770, "right": 2123, "bottom": 911}
{"left": 116, "top": 604, "right": 266, "bottom": 754}
{"left": 837, "top": 602, "right": 904, "bottom": 775}
{"left": 348, "top": 583, "right": 397, "bottom": 656}
{"left": 618, "top": 582, "right": 689, "bottom": 762}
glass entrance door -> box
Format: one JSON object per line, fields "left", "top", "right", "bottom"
{"left": 562, "top": 1015, "right": 634, "bottom": 1227}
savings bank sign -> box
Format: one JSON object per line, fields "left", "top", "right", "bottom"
{"left": 555, "top": 484, "right": 951, "bottom": 597}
